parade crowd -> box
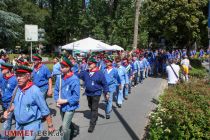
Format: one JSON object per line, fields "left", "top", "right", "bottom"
{"left": 0, "top": 47, "right": 209, "bottom": 140}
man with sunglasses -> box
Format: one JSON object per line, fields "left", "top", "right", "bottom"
{"left": 4, "top": 65, "right": 55, "bottom": 140}
{"left": 0, "top": 63, "right": 17, "bottom": 136}
{"left": 31, "top": 54, "right": 52, "bottom": 98}
{"left": 79, "top": 56, "right": 109, "bottom": 133}
{"left": 54, "top": 57, "right": 80, "bottom": 140}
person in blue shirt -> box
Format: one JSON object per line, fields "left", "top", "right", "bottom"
{"left": 0, "top": 51, "right": 7, "bottom": 75}
{"left": 4, "top": 65, "right": 55, "bottom": 140}
{"left": 80, "top": 58, "right": 88, "bottom": 89}
{"left": 52, "top": 57, "right": 61, "bottom": 80}
{"left": 115, "top": 57, "right": 129, "bottom": 108}
{"left": 122, "top": 58, "right": 133, "bottom": 99}
{"left": 97, "top": 55, "right": 106, "bottom": 71}
{"left": 132, "top": 55, "right": 139, "bottom": 86}
{"left": 80, "top": 58, "right": 88, "bottom": 72}
{"left": 103, "top": 56, "right": 120, "bottom": 119}
{"left": 199, "top": 49, "right": 204, "bottom": 58}
{"left": 70, "top": 57, "right": 79, "bottom": 77}
{"left": 54, "top": 57, "right": 80, "bottom": 140}
{"left": 139, "top": 55, "right": 146, "bottom": 83}
{"left": 147, "top": 51, "right": 155, "bottom": 76}
{"left": 0, "top": 63, "right": 17, "bottom": 136}
{"left": 79, "top": 56, "right": 109, "bottom": 133}
{"left": 32, "top": 54, "right": 53, "bottom": 98}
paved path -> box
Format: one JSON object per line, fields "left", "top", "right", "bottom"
{"left": 202, "top": 62, "right": 209, "bottom": 71}
{"left": 0, "top": 77, "right": 167, "bottom": 140}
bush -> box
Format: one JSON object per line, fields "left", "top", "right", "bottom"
{"left": 189, "top": 58, "right": 202, "bottom": 68}
{"left": 189, "top": 67, "right": 207, "bottom": 79}
{"left": 147, "top": 79, "right": 210, "bottom": 139}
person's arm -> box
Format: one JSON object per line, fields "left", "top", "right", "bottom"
{"left": 101, "top": 72, "right": 109, "bottom": 99}
{"left": 59, "top": 80, "right": 80, "bottom": 105}
{"left": 45, "top": 65, "right": 53, "bottom": 96}
{"left": 35, "top": 88, "right": 55, "bottom": 132}
{"left": 47, "top": 78, "right": 53, "bottom": 96}
{"left": 45, "top": 114, "right": 55, "bottom": 132}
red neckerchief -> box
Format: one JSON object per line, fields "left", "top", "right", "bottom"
{"left": 90, "top": 67, "right": 99, "bottom": 72}
{"left": 64, "top": 72, "right": 73, "bottom": 80}
{"left": 4, "top": 74, "right": 14, "bottom": 80}
{"left": 34, "top": 63, "right": 42, "bottom": 71}
{"left": 20, "top": 81, "right": 34, "bottom": 92}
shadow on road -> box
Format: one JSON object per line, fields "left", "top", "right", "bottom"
{"left": 113, "top": 107, "right": 140, "bottom": 140}
{"left": 75, "top": 110, "right": 105, "bottom": 120}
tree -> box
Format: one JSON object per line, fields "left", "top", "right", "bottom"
{"left": 0, "top": 0, "right": 23, "bottom": 48}
{"left": 141, "top": 0, "right": 208, "bottom": 49}
{"left": 133, "top": 0, "right": 141, "bottom": 50}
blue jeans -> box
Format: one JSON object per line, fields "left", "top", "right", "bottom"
{"left": 134, "top": 72, "right": 139, "bottom": 85}
{"left": 16, "top": 119, "right": 42, "bottom": 140}
{"left": 60, "top": 110, "right": 75, "bottom": 140}
{"left": 105, "top": 87, "right": 116, "bottom": 115}
{"left": 3, "top": 111, "right": 13, "bottom": 131}
{"left": 139, "top": 70, "right": 144, "bottom": 83}
{"left": 145, "top": 68, "right": 149, "bottom": 78}
{"left": 124, "top": 81, "right": 131, "bottom": 97}
{"left": 117, "top": 84, "right": 124, "bottom": 105}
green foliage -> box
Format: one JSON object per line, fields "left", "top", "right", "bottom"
{"left": 189, "top": 58, "right": 203, "bottom": 68}
{"left": 141, "top": 0, "right": 208, "bottom": 48}
{"left": 148, "top": 79, "right": 210, "bottom": 139}
{"left": 45, "top": 0, "right": 136, "bottom": 50}
{"left": 189, "top": 67, "right": 207, "bottom": 79}
{"left": 188, "top": 58, "right": 208, "bottom": 78}
{"left": 0, "top": 0, "right": 23, "bottom": 47}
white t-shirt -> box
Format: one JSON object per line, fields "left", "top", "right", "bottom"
{"left": 166, "top": 64, "right": 180, "bottom": 84}
{"left": 181, "top": 58, "right": 190, "bottom": 67}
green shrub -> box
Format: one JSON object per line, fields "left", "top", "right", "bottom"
{"left": 189, "top": 58, "right": 202, "bottom": 68}
{"left": 189, "top": 67, "right": 207, "bottom": 79}
{"left": 147, "top": 79, "right": 210, "bottom": 139}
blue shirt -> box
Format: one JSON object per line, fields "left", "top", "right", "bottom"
{"left": 54, "top": 74, "right": 80, "bottom": 112}
{"left": 80, "top": 63, "right": 88, "bottom": 72}
{"left": 71, "top": 63, "right": 79, "bottom": 76}
{"left": 14, "top": 85, "right": 50, "bottom": 124}
{"left": 52, "top": 62, "right": 61, "bottom": 76}
{"left": 103, "top": 68, "right": 121, "bottom": 92}
{"left": 133, "top": 60, "right": 139, "bottom": 72}
{"left": 139, "top": 60, "right": 146, "bottom": 71}
{"left": 79, "top": 70, "right": 109, "bottom": 96}
{"left": 97, "top": 60, "right": 106, "bottom": 71}
{"left": 32, "top": 64, "right": 51, "bottom": 93}
{"left": 123, "top": 64, "right": 133, "bottom": 78}
{"left": 0, "top": 75, "right": 17, "bottom": 109}
{"left": 117, "top": 65, "right": 129, "bottom": 85}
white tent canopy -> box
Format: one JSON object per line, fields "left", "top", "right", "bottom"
{"left": 112, "top": 45, "right": 124, "bottom": 51}
{"left": 62, "top": 37, "right": 112, "bottom": 52}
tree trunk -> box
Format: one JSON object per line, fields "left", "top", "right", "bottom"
{"left": 133, "top": 0, "right": 141, "bottom": 50}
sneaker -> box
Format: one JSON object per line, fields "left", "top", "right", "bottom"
{"left": 88, "top": 125, "right": 95, "bottom": 133}
{"left": 116, "top": 103, "right": 122, "bottom": 108}
{"left": 124, "top": 96, "right": 128, "bottom": 100}
{"left": 106, "top": 115, "right": 110, "bottom": 119}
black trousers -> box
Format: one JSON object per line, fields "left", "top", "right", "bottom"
{"left": 87, "top": 95, "right": 101, "bottom": 126}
